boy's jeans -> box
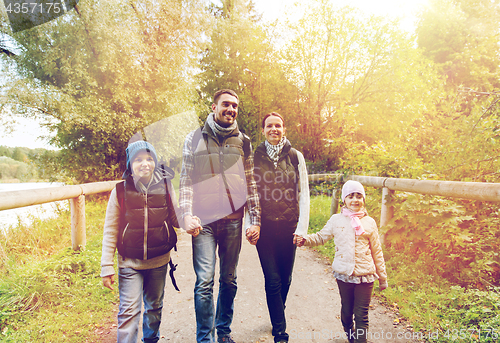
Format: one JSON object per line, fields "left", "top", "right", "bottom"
{"left": 192, "top": 218, "right": 242, "bottom": 343}
{"left": 118, "top": 265, "right": 168, "bottom": 343}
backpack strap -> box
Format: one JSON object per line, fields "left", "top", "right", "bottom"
{"left": 288, "top": 148, "right": 299, "bottom": 169}
{"left": 288, "top": 148, "right": 300, "bottom": 193}
{"left": 116, "top": 181, "right": 125, "bottom": 210}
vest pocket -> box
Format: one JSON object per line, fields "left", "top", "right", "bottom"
{"left": 121, "top": 223, "right": 130, "bottom": 245}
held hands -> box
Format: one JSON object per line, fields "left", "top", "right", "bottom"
{"left": 184, "top": 215, "right": 202, "bottom": 237}
{"left": 246, "top": 225, "right": 260, "bottom": 245}
{"left": 293, "top": 234, "right": 305, "bottom": 247}
{"left": 102, "top": 275, "right": 115, "bottom": 291}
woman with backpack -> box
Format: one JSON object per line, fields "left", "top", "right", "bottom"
{"left": 100, "top": 140, "right": 180, "bottom": 343}
{"left": 250, "top": 112, "right": 310, "bottom": 343}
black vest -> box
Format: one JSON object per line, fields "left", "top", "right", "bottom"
{"left": 117, "top": 174, "right": 178, "bottom": 260}
{"left": 254, "top": 141, "right": 299, "bottom": 223}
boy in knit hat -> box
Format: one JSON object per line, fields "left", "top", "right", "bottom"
{"left": 101, "top": 140, "right": 180, "bottom": 343}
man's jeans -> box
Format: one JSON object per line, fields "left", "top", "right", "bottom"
{"left": 192, "top": 218, "right": 242, "bottom": 343}
{"left": 118, "top": 265, "right": 168, "bottom": 343}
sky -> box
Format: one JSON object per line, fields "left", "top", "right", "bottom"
{"left": 0, "top": 0, "right": 429, "bottom": 150}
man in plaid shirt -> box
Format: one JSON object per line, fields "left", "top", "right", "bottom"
{"left": 179, "top": 89, "right": 261, "bottom": 343}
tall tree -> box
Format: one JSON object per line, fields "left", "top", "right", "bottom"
{"left": 2, "top": 0, "right": 209, "bottom": 182}
{"left": 198, "top": 0, "right": 298, "bottom": 146}
{"left": 416, "top": 0, "right": 500, "bottom": 91}
{"left": 282, "top": 0, "right": 442, "bottom": 165}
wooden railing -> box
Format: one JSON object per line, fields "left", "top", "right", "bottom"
{"left": 1, "top": 175, "right": 499, "bottom": 250}
{"left": 310, "top": 174, "right": 500, "bottom": 242}
{"left": 0, "top": 181, "right": 121, "bottom": 250}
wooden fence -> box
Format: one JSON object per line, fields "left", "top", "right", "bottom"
{"left": 1, "top": 175, "right": 499, "bottom": 250}
{"left": 311, "top": 174, "right": 500, "bottom": 242}
{"left": 0, "top": 181, "right": 120, "bottom": 250}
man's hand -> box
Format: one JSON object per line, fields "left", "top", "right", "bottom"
{"left": 184, "top": 215, "right": 202, "bottom": 237}
{"left": 246, "top": 225, "right": 260, "bottom": 245}
{"left": 102, "top": 275, "right": 115, "bottom": 290}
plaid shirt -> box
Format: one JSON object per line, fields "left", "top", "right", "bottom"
{"left": 179, "top": 127, "right": 261, "bottom": 227}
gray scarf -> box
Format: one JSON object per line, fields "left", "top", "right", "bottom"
{"left": 207, "top": 113, "right": 237, "bottom": 139}
{"left": 265, "top": 137, "right": 287, "bottom": 168}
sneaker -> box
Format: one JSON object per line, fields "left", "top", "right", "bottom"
{"left": 218, "top": 335, "right": 236, "bottom": 343}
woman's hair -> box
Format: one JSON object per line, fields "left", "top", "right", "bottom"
{"left": 261, "top": 112, "right": 285, "bottom": 129}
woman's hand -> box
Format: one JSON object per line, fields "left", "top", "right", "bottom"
{"left": 293, "top": 234, "right": 305, "bottom": 247}
{"left": 184, "top": 215, "right": 202, "bottom": 237}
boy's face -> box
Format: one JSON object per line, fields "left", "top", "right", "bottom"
{"left": 132, "top": 151, "right": 155, "bottom": 182}
{"left": 344, "top": 192, "right": 364, "bottom": 212}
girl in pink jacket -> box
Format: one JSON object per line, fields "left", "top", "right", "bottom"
{"left": 295, "top": 180, "right": 388, "bottom": 343}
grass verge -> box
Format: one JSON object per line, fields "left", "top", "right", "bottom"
{"left": 0, "top": 199, "right": 118, "bottom": 342}
{"left": 309, "top": 195, "right": 500, "bottom": 342}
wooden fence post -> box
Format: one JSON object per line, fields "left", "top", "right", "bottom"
{"left": 71, "top": 195, "right": 86, "bottom": 251}
{"left": 379, "top": 187, "right": 394, "bottom": 244}
{"left": 331, "top": 188, "right": 340, "bottom": 216}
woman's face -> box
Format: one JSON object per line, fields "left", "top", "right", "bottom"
{"left": 132, "top": 151, "right": 155, "bottom": 182}
{"left": 262, "top": 115, "right": 286, "bottom": 145}
{"left": 344, "top": 192, "right": 364, "bottom": 212}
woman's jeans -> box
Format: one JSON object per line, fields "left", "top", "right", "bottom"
{"left": 117, "top": 264, "right": 168, "bottom": 343}
{"left": 336, "top": 279, "right": 374, "bottom": 343}
{"left": 256, "top": 219, "right": 297, "bottom": 343}
{"left": 192, "top": 218, "right": 242, "bottom": 343}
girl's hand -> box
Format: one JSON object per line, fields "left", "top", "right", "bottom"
{"left": 379, "top": 280, "right": 388, "bottom": 291}
{"left": 293, "top": 234, "right": 305, "bottom": 247}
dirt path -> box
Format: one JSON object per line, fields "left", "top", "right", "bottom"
{"left": 100, "top": 231, "right": 419, "bottom": 342}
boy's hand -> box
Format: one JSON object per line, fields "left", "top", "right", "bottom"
{"left": 246, "top": 225, "right": 260, "bottom": 245}
{"left": 293, "top": 234, "right": 305, "bottom": 247}
{"left": 102, "top": 275, "right": 115, "bottom": 290}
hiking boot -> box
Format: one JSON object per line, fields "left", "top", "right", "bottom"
{"left": 218, "top": 335, "right": 236, "bottom": 343}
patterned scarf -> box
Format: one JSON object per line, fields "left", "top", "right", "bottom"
{"left": 341, "top": 207, "right": 366, "bottom": 236}
{"left": 207, "top": 113, "right": 237, "bottom": 139}
{"left": 265, "top": 136, "right": 287, "bottom": 168}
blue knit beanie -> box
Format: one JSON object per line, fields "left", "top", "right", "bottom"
{"left": 126, "top": 140, "right": 158, "bottom": 171}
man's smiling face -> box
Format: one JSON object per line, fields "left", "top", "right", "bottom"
{"left": 212, "top": 93, "right": 239, "bottom": 128}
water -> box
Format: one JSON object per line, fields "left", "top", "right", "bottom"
{"left": 0, "top": 182, "right": 68, "bottom": 232}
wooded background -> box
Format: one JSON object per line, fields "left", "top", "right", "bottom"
{"left": 1, "top": 0, "right": 499, "bottom": 293}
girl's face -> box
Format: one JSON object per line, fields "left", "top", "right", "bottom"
{"left": 132, "top": 151, "right": 155, "bottom": 183}
{"left": 344, "top": 192, "right": 364, "bottom": 212}
{"left": 262, "top": 115, "right": 286, "bottom": 145}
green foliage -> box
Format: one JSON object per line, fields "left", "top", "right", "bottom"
{"left": 0, "top": 156, "right": 38, "bottom": 181}
{"left": 309, "top": 193, "right": 500, "bottom": 342}
{"left": 416, "top": 0, "right": 500, "bottom": 91}
{"left": 197, "top": 0, "right": 299, "bottom": 149}
{"left": 384, "top": 193, "right": 499, "bottom": 288}
{"left": 0, "top": 200, "right": 115, "bottom": 342}
{"left": 3, "top": 0, "right": 210, "bottom": 183}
